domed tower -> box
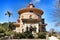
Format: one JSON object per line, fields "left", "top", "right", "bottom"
{"left": 14, "top": 3, "right": 47, "bottom": 33}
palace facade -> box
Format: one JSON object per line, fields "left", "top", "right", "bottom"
{"left": 14, "top": 3, "right": 47, "bottom": 33}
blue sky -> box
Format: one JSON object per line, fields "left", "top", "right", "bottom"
{"left": 0, "top": 0, "right": 60, "bottom": 32}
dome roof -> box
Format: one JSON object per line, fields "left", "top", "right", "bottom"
{"left": 18, "top": 3, "right": 43, "bottom": 15}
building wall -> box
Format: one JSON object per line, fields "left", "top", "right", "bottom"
{"left": 14, "top": 12, "right": 46, "bottom": 33}
{"left": 20, "top": 12, "right": 41, "bottom": 19}
{"left": 19, "top": 12, "right": 41, "bottom": 33}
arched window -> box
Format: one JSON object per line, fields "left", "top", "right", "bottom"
{"left": 33, "top": 26, "right": 36, "bottom": 32}
{"left": 26, "top": 26, "right": 28, "bottom": 31}
{"left": 29, "top": 26, "right": 33, "bottom": 32}
{"left": 30, "top": 10, "right": 33, "bottom": 12}
{"left": 29, "top": 15, "right": 32, "bottom": 19}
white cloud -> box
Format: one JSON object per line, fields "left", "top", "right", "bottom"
{"left": 32, "top": 0, "right": 40, "bottom": 4}
{"left": 34, "top": 0, "right": 40, "bottom": 2}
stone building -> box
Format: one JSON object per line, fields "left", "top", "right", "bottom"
{"left": 14, "top": 3, "right": 47, "bottom": 33}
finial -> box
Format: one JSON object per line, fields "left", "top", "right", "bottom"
{"left": 27, "top": 0, "right": 35, "bottom": 8}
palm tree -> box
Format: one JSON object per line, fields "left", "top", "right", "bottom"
{"left": 5, "top": 11, "right": 12, "bottom": 31}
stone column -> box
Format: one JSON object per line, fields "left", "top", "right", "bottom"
{"left": 24, "top": 23, "right": 26, "bottom": 32}
{"left": 36, "top": 24, "right": 39, "bottom": 33}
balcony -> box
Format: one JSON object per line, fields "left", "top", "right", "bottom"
{"left": 22, "top": 19, "right": 41, "bottom": 23}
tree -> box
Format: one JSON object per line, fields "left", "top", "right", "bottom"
{"left": 9, "top": 22, "right": 16, "bottom": 30}
{"left": 52, "top": 0, "right": 60, "bottom": 26}
{"left": 5, "top": 11, "right": 12, "bottom": 30}
{"left": 2, "top": 23, "right": 9, "bottom": 31}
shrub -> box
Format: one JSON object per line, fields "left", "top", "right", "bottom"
{"left": 38, "top": 32, "right": 46, "bottom": 39}
{"left": 4, "top": 31, "right": 14, "bottom": 36}
{"left": 0, "top": 27, "right": 5, "bottom": 33}
{"left": 18, "top": 33, "right": 26, "bottom": 39}
{"left": 24, "top": 30, "right": 34, "bottom": 39}
{"left": 13, "top": 32, "right": 26, "bottom": 39}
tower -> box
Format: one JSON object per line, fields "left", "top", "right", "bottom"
{"left": 14, "top": 3, "right": 47, "bottom": 33}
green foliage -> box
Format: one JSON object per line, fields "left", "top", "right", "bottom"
{"left": 0, "top": 22, "right": 15, "bottom": 31}
{"left": 17, "top": 33, "right": 26, "bottom": 39}
{"left": 1, "top": 23, "right": 9, "bottom": 31}
{"left": 0, "top": 26, "right": 5, "bottom": 33}
{"left": 0, "top": 22, "right": 16, "bottom": 38}
{"left": 4, "top": 31, "right": 14, "bottom": 36}
{"left": 38, "top": 32, "right": 46, "bottom": 39}
{"left": 9, "top": 22, "right": 15, "bottom": 30}
{"left": 13, "top": 32, "right": 25, "bottom": 39}
{"left": 13, "top": 31, "right": 34, "bottom": 39}
{"left": 24, "top": 31, "right": 34, "bottom": 39}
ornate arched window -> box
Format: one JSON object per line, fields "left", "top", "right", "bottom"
{"left": 33, "top": 26, "right": 36, "bottom": 32}
{"left": 29, "top": 15, "right": 32, "bottom": 19}
{"left": 26, "top": 26, "right": 28, "bottom": 31}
